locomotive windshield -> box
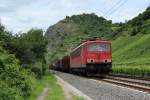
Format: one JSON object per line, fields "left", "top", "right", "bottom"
{"left": 88, "top": 43, "right": 111, "bottom": 51}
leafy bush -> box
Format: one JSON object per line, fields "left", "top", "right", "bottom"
{"left": 31, "top": 60, "right": 47, "bottom": 79}
{"left": 31, "top": 66, "right": 42, "bottom": 79}
{"left": 0, "top": 81, "right": 22, "bottom": 100}
{"left": 0, "top": 21, "right": 48, "bottom": 100}
{"left": 1, "top": 28, "right": 48, "bottom": 78}
{"left": 0, "top": 47, "right": 33, "bottom": 99}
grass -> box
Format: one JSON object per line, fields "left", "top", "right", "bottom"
{"left": 28, "top": 72, "right": 65, "bottom": 100}
{"left": 45, "top": 73, "right": 84, "bottom": 100}
{"left": 112, "top": 64, "right": 150, "bottom": 77}
{"left": 71, "top": 94, "right": 84, "bottom": 100}
{"left": 112, "top": 34, "right": 150, "bottom": 62}
{"left": 45, "top": 74, "right": 65, "bottom": 100}
{"left": 28, "top": 77, "right": 44, "bottom": 100}
{"left": 112, "top": 34, "right": 150, "bottom": 77}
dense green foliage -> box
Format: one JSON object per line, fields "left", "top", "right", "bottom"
{"left": 0, "top": 46, "right": 33, "bottom": 99}
{"left": 113, "top": 7, "right": 150, "bottom": 37}
{"left": 1, "top": 28, "right": 48, "bottom": 78}
{"left": 12, "top": 29, "right": 47, "bottom": 64}
{"left": 0, "top": 23, "right": 48, "bottom": 99}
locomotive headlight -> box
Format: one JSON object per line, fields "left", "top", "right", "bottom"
{"left": 87, "top": 59, "right": 95, "bottom": 63}
{"left": 106, "top": 59, "right": 111, "bottom": 62}
{"left": 102, "top": 59, "right": 111, "bottom": 63}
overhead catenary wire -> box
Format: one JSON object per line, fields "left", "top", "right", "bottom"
{"left": 106, "top": 0, "right": 129, "bottom": 16}
{"left": 101, "top": 0, "right": 113, "bottom": 16}
{"left": 104, "top": 0, "right": 129, "bottom": 17}
{"left": 104, "top": 0, "right": 125, "bottom": 16}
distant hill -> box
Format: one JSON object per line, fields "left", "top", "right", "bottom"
{"left": 45, "top": 7, "right": 150, "bottom": 64}
{"left": 113, "top": 7, "right": 150, "bottom": 38}
{"left": 45, "top": 13, "right": 115, "bottom": 62}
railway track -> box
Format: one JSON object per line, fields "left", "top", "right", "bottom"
{"left": 109, "top": 73, "right": 150, "bottom": 81}
{"left": 53, "top": 70, "right": 150, "bottom": 93}
{"left": 73, "top": 73, "right": 150, "bottom": 93}
{"left": 100, "top": 76, "right": 150, "bottom": 93}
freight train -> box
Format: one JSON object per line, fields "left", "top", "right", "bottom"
{"left": 50, "top": 40, "right": 112, "bottom": 76}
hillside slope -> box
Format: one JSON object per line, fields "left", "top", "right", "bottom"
{"left": 112, "top": 7, "right": 150, "bottom": 64}
{"left": 112, "top": 34, "right": 150, "bottom": 64}
{"left": 45, "top": 13, "right": 114, "bottom": 62}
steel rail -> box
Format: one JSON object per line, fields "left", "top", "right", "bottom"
{"left": 101, "top": 78, "right": 150, "bottom": 93}
{"left": 105, "top": 75, "right": 150, "bottom": 87}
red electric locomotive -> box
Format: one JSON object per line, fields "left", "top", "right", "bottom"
{"left": 70, "top": 40, "right": 112, "bottom": 75}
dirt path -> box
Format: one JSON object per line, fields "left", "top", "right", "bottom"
{"left": 56, "top": 79, "right": 73, "bottom": 100}
{"left": 36, "top": 78, "right": 73, "bottom": 100}
{"left": 36, "top": 81, "right": 73, "bottom": 100}
{"left": 37, "top": 84, "right": 49, "bottom": 100}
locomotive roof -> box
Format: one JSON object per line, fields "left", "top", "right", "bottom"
{"left": 86, "top": 40, "right": 111, "bottom": 44}
{"left": 71, "top": 40, "right": 111, "bottom": 52}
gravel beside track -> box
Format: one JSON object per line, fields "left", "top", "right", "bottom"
{"left": 54, "top": 71, "right": 150, "bottom": 100}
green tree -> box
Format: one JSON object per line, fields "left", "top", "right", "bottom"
{"left": 11, "top": 29, "right": 48, "bottom": 77}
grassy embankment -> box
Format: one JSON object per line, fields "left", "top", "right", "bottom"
{"left": 112, "top": 34, "right": 150, "bottom": 77}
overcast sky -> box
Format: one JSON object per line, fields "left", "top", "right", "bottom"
{"left": 0, "top": 0, "right": 149, "bottom": 33}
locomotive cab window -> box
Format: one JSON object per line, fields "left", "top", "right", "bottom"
{"left": 88, "top": 43, "right": 111, "bottom": 51}
{"left": 71, "top": 47, "right": 81, "bottom": 58}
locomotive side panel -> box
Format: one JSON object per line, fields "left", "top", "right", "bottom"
{"left": 80, "top": 44, "right": 87, "bottom": 68}
{"left": 70, "top": 46, "right": 82, "bottom": 68}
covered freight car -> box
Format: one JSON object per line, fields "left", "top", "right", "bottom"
{"left": 61, "top": 55, "right": 70, "bottom": 72}
{"left": 51, "top": 56, "right": 70, "bottom": 72}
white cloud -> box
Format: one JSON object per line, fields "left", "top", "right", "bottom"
{"left": 0, "top": 0, "right": 149, "bottom": 33}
